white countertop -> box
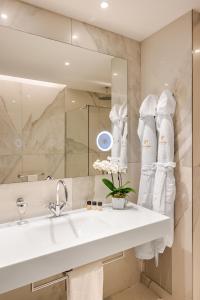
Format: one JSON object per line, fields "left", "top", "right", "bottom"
{"left": 0, "top": 203, "right": 170, "bottom": 294}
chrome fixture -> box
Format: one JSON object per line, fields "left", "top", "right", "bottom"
{"left": 31, "top": 252, "right": 124, "bottom": 292}
{"left": 46, "top": 175, "right": 54, "bottom": 180}
{"left": 16, "top": 197, "right": 28, "bottom": 224}
{"left": 49, "top": 180, "right": 68, "bottom": 217}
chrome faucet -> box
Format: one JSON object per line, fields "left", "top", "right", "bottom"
{"left": 49, "top": 180, "right": 68, "bottom": 217}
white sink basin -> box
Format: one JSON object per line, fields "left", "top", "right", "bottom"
{"left": 0, "top": 203, "right": 170, "bottom": 294}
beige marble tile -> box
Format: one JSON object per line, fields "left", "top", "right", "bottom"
{"left": 141, "top": 11, "right": 193, "bottom": 299}
{"left": 104, "top": 250, "right": 141, "bottom": 299}
{"left": 111, "top": 57, "right": 127, "bottom": 106}
{"left": 144, "top": 248, "right": 172, "bottom": 293}
{"left": 192, "top": 10, "right": 200, "bottom": 300}
{"left": 172, "top": 202, "right": 192, "bottom": 300}
{"left": 0, "top": 154, "right": 22, "bottom": 183}
{"left": 192, "top": 166, "right": 200, "bottom": 300}
{"left": 71, "top": 176, "right": 95, "bottom": 209}
{"left": 127, "top": 162, "right": 141, "bottom": 203}
{"left": 105, "top": 283, "right": 160, "bottom": 300}
{"left": 71, "top": 19, "right": 99, "bottom": 51}
{"left": 0, "top": 0, "right": 71, "bottom": 43}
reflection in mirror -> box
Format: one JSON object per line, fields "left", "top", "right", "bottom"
{"left": 0, "top": 25, "right": 127, "bottom": 183}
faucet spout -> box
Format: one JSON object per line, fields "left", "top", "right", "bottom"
{"left": 49, "top": 180, "right": 68, "bottom": 217}
{"left": 56, "top": 179, "right": 68, "bottom": 205}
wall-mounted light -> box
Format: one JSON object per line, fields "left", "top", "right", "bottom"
{"left": 194, "top": 49, "right": 200, "bottom": 54}
{"left": 1, "top": 13, "right": 8, "bottom": 20}
{"left": 100, "top": 1, "right": 109, "bottom": 9}
{"left": 113, "top": 73, "right": 118, "bottom": 77}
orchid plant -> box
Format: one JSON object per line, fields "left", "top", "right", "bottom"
{"left": 93, "top": 158, "right": 135, "bottom": 199}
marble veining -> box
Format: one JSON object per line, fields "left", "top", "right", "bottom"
{"left": 141, "top": 12, "right": 193, "bottom": 300}
{"left": 0, "top": 0, "right": 141, "bottom": 298}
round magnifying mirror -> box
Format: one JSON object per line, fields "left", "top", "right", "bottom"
{"left": 96, "top": 131, "right": 113, "bottom": 152}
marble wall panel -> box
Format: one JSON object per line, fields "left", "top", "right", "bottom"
{"left": 111, "top": 57, "right": 127, "bottom": 106}
{"left": 141, "top": 12, "right": 193, "bottom": 300}
{"left": 192, "top": 10, "right": 200, "bottom": 300}
{"left": 0, "top": 0, "right": 71, "bottom": 43}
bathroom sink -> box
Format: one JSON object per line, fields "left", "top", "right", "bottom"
{"left": 0, "top": 203, "right": 170, "bottom": 294}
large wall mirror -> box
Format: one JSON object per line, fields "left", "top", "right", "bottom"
{"left": 0, "top": 25, "right": 127, "bottom": 183}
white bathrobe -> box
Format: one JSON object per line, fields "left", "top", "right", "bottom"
{"left": 153, "top": 90, "right": 176, "bottom": 256}
{"left": 109, "top": 103, "right": 127, "bottom": 168}
{"left": 135, "top": 95, "right": 158, "bottom": 260}
{"left": 119, "top": 103, "right": 128, "bottom": 168}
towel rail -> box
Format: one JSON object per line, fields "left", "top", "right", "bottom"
{"left": 103, "top": 251, "right": 125, "bottom": 265}
{"left": 31, "top": 272, "right": 69, "bottom": 292}
{"left": 31, "top": 252, "right": 125, "bottom": 292}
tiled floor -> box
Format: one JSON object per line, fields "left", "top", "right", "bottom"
{"left": 105, "top": 283, "right": 162, "bottom": 300}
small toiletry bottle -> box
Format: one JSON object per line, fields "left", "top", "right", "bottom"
{"left": 86, "top": 200, "right": 92, "bottom": 210}
{"left": 92, "top": 201, "right": 97, "bottom": 210}
{"left": 97, "top": 201, "right": 103, "bottom": 211}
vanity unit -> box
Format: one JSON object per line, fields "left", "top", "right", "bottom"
{"left": 0, "top": 203, "right": 169, "bottom": 294}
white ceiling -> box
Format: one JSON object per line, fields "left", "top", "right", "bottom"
{"left": 23, "top": 0, "right": 200, "bottom": 41}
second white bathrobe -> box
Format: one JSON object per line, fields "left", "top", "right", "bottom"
{"left": 135, "top": 94, "right": 158, "bottom": 260}
{"left": 153, "top": 90, "right": 176, "bottom": 255}
{"left": 109, "top": 103, "right": 128, "bottom": 168}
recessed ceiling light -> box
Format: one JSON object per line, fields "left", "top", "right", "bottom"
{"left": 65, "top": 61, "right": 70, "bottom": 66}
{"left": 113, "top": 73, "right": 118, "bottom": 77}
{"left": 1, "top": 13, "right": 8, "bottom": 20}
{"left": 72, "top": 34, "right": 78, "bottom": 40}
{"left": 100, "top": 1, "right": 109, "bottom": 9}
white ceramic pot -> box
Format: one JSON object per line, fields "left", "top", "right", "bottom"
{"left": 112, "top": 197, "right": 126, "bottom": 210}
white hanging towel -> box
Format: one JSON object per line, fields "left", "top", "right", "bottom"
{"left": 119, "top": 103, "right": 128, "bottom": 168}
{"left": 135, "top": 94, "right": 158, "bottom": 260}
{"left": 67, "top": 262, "right": 103, "bottom": 300}
{"left": 110, "top": 104, "right": 122, "bottom": 159}
{"left": 109, "top": 103, "right": 128, "bottom": 168}
{"left": 153, "top": 90, "right": 176, "bottom": 256}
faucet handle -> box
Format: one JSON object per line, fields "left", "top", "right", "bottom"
{"left": 60, "top": 201, "right": 66, "bottom": 211}
{"left": 16, "top": 197, "right": 27, "bottom": 207}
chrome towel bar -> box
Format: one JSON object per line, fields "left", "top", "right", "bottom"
{"left": 31, "top": 272, "right": 69, "bottom": 292}
{"left": 31, "top": 252, "right": 125, "bottom": 292}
